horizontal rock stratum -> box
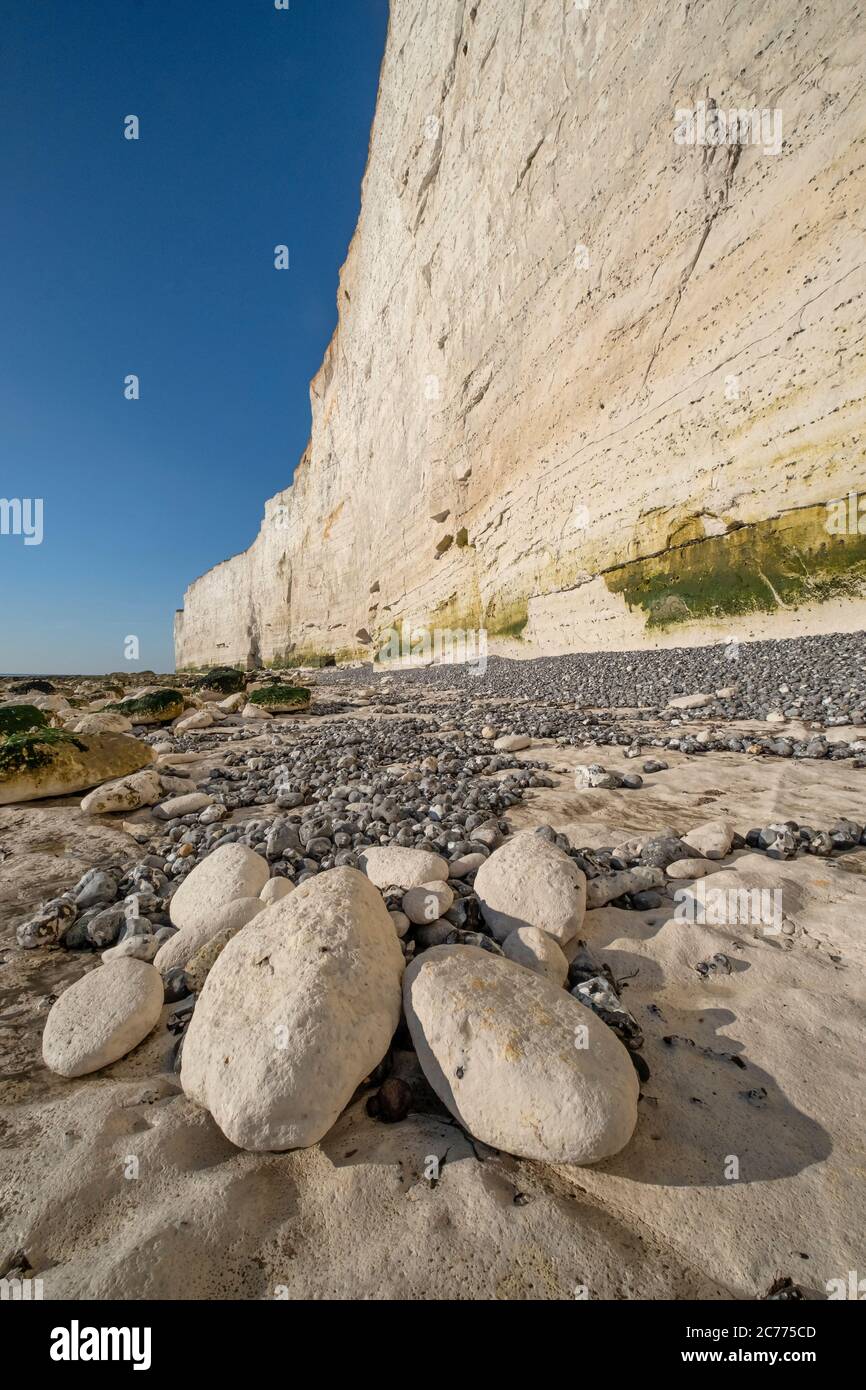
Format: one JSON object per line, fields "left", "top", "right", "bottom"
{"left": 174, "top": 0, "right": 866, "bottom": 670}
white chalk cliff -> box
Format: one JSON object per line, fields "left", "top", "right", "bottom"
{"left": 175, "top": 0, "right": 866, "bottom": 670}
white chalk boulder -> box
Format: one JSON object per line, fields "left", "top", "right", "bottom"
{"left": 68, "top": 711, "right": 134, "bottom": 735}
{"left": 218, "top": 692, "right": 246, "bottom": 712}
{"left": 682, "top": 819, "right": 735, "bottom": 860}
{"left": 404, "top": 945, "right": 638, "bottom": 1164}
{"left": 102, "top": 935, "right": 161, "bottom": 963}
{"left": 474, "top": 832, "right": 586, "bottom": 944}
{"left": 154, "top": 895, "right": 265, "bottom": 974}
{"left": 241, "top": 703, "right": 272, "bottom": 720}
{"left": 168, "top": 843, "right": 269, "bottom": 932}
{"left": 259, "top": 877, "right": 295, "bottom": 905}
{"left": 80, "top": 768, "right": 162, "bottom": 815}
{"left": 181, "top": 867, "right": 405, "bottom": 1150}
{"left": 360, "top": 845, "right": 450, "bottom": 890}
{"left": 401, "top": 881, "right": 454, "bottom": 925}
{"left": 174, "top": 708, "right": 215, "bottom": 732}
{"left": 155, "top": 792, "right": 213, "bottom": 819}
{"left": 666, "top": 857, "right": 719, "bottom": 880}
{"left": 667, "top": 692, "right": 713, "bottom": 710}
{"left": 42, "top": 958, "right": 164, "bottom": 1077}
{"left": 502, "top": 925, "right": 568, "bottom": 986}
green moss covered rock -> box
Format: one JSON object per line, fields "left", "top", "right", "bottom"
{"left": 0, "top": 704, "right": 49, "bottom": 738}
{"left": 8, "top": 679, "right": 56, "bottom": 696}
{"left": 193, "top": 667, "right": 246, "bottom": 698}
{"left": 0, "top": 729, "right": 154, "bottom": 806}
{"left": 0, "top": 727, "right": 83, "bottom": 776}
{"left": 248, "top": 685, "right": 312, "bottom": 713}
{"left": 106, "top": 689, "right": 185, "bottom": 724}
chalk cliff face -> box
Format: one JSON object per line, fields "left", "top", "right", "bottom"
{"left": 174, "top": 0, "right": 866, "bottom": 670}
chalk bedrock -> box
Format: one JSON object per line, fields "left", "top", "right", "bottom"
{"left": 174, "top": 0, "right": 866, "bottom": 669}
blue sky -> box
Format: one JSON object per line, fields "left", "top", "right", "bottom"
{"left": 0, "top": 0, "right": 389, "bottom": 674}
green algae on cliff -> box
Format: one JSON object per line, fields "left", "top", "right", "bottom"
{"left": 604, "top": 506, "right": 866, "bottom": 628}
{"left": 476, "top": 593, "right": 529, "bottom": 640}
{"left": 490, "top": 605, "right": 529, "bottom": 639}
{"left": 276, "top": 652, "right": 337, "bottom": 669}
